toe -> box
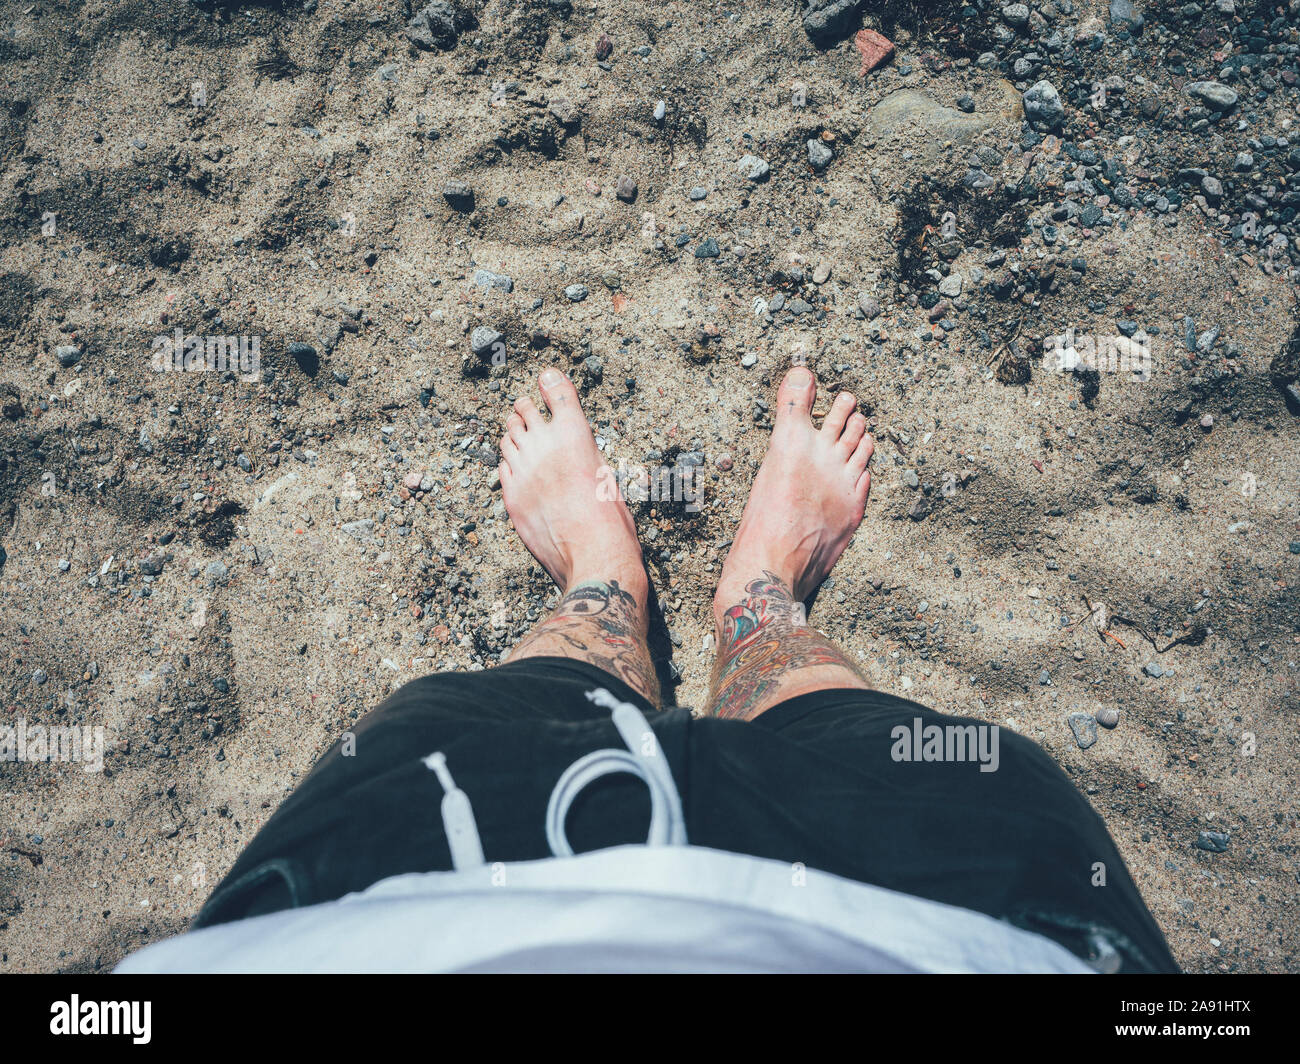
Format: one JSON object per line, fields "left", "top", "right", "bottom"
{"left": 498, "top": 461, "right": 513, "bottom": 489}
{"left": 838, "top": 412, "right": 867, "bottom": 455}
{"left": 513, "top": 395, "right": 543, "bottom": 429}
{"left": 774, "top": 366, "right": 816, "bottom": 427}
{"left": 823, "top": 392, "right": 857, "bottom": 438}
{"left": 506, "top": 418, "right": 527, "bottom": 449}
{"left": 505, "top": 412, "right": 526, "bottom": 434}
{"left": 538, "top": 367, "right": 582, "bottom": 421}
{"left": 849, "top": 433, "right": 875, "bottom": 478}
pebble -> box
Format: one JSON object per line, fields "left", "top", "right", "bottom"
{"left": 736, "top": 154, "right": 770, "bottom": 181}
{"left": 1068, "top": 712, "right": 1098, "bottom": 750}
{"left": 1023, "top": 80, "right": 1065, "bottom": 131}
{"left": 1185, "top": 81, "right": 1238, "bottom": 112}
{"left": 741, "top": 352, "right": 757, "bottom": 368}
{"left": 807, "top": 139, "right": 833, "bottom": 170}
{"left": 689, "top": 186, "right": 708, "bottom": 200}
{"left": 56, "top": 345, "right": 82, "bottom": 367}
{"left": 470, "top": 326, "right": 503, "bottom": 355}
{"left": 1144, "top": 661, "right": 1164, "bottom": 678}
{"left": 653, "top": 100, "right": 666, "bottom": 122}
{"left": 1095, "top": 707, "right": 1120, "bottom": 729}
{"left": 1195, "top": 831, "right": 1230, "bottom": 853}
{"left": 615, "top": 175, "right": 638, "bottom": 202}
{"left": 564, "top": 284, "right": 588, "bottom": 302}
{"left": 473, "top": 269, "right": 513, "bottom": 293}
{"left": 695, "top": 237, "right": 720, "bottom": 259}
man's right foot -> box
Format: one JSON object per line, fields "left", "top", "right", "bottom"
{"left": 714, "top": 366, "right": 873, "bottom": 621}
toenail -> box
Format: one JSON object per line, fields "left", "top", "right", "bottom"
{"left": 540, "top": 368, "right": 564, "bottom": 386}
{"left": 788, "top": 367, "right": 812, "bottom": 388}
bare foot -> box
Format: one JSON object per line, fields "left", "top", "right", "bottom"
{"left": 715, "top": 366, "right": 873, "bottom": 617}
{"left": 498, "top": 368, "right": 647, "bottom": 603}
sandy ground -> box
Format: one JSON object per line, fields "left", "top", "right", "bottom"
{"left": 1, "top": 0, "right": 1297, "bottom": 972}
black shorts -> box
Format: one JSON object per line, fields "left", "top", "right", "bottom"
{"left": 195, "top": 657, "right": 1179, "bottom": 973}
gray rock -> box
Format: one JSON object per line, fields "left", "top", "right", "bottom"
{"left": 1022, "top": 80, "right": 1065, "bottom": 131}
{"left": 1144, "top": 661, "right": 1164, "bottom": 678}
{"left": 1195, "top": 830, "right": 1230, "bottom": 853}
{"left": 653, "top": 100, "right": 666, "bottom": 122}
{"left": 1068, "top": 712, "right": 1099, "bottom": 749}
{"left": 1109, "top": 0, "right": 1144, "bottom": 32}
{"left": 1201, "top": 175, "right": 1224, "bottom": 201}
{"left": 564, "top": 284, "right": 589, "bottom": 302}
{"left": 1001, "top": 4, "right": 1030, "bottom": 29}
{"left": 615, "top": 174, "right": 638, "bottom": 202}
{"left": 55, "top": 345, "right": 82, "bottom": 368}
{"left": 473, "top": 269, "right": 513, "bottom": 293}
{"left": 807, "top": 138, "right": 834, "bottom": 170}
{"left": 406, "top": 1, "right": 473, "bottom": 51}
{"left": 938, "top": 273, "right": 963, "bottom": 297}
{"left": 695, "top": 237, "right": 720, "bottom": 259}
{"left": 857, "top": 292, "right": 881, "bottom": 319}
{"left": 802, "top": 0, "right": 862, "bottom": 46}
{"left": 1095, "top": 707, "right": 1120, "bottom": 728}
{"left": 736, "top": 154, "right": 770, "bottom": 181}
{"left": 867, "top": 82, "right": 1024, "bottom": 164}
{"left": 689, "top": 186, "right": 708, "bottom": 200}
{"left": 1186, "top": 81, "right": 1238, "bottom": 111}
{"left": 470, "top": 326, "right": 503, "bottom": 356}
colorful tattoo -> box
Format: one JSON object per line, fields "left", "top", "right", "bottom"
{"left": 509, "top": 579, "right": 658, "bottom": 705}
{"left": 707, "top": 570, "right": 866, "bottom": 721}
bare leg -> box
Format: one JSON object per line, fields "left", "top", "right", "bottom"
{"left": 498, "top": 368, "right": 658, "bottom": 706}
{"left": 707, "top": 367, "right": 875, "bottom": 721}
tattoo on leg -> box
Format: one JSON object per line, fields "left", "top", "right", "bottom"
{"left": 707, "top": 570, "right": 866, "bottom": 721}
{"left": 509, "top": 579, "right": 658, "bottom": 704}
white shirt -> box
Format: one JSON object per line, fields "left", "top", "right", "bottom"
{"left": 116, "top": 845, "right": 1092, "bottom": 974}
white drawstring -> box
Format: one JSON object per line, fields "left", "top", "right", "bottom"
{"left": 545, "top": 689, "right": 687, "bottom": 856}
{"left": 422, "top": 751, "right": 486, "bottom": 871}
{"left": 424, "top": 687, "right": 687, "bottom": 869}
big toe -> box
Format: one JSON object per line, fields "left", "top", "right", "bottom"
{"left": 774, "top": 366, "right": 816, "bottom": 427}
{"left": 538, "top": 367, "right": 583, "bottom": 423}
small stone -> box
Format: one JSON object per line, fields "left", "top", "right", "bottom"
{"left": 595, "top": 33, "right": 612, "bottom": 60}
{"left": 1195, "top": 830, "right": 1230, "bottom": 853}
{"left": 653, "top": 100, "right": 666, "bottom": 122}
{"left": 715, "top": 454, "right": 733, "bottom": 472}
{"left": 1186, "top": 81, "right": 1238, "bottom": 111}
{"left": 1199, "top": 414, "right": 1214, "bottom": 430}
{"left": 807, "top": 138, "right": 833, "bottom": 170}
{"left": 689, "top": 186, "right": 708, "bottom": 200}
{"left": 1144, "top": 661, "right": 1164, "bottom": 678}
{"left": 470, "top": 326, "right": 503, "bottom": 355}
{"left": 614, "top": 174, "right": 637, "bottom": 202}
{"left": 741, "top": 352, "right": 757, "bottom": 368}
{"left": 1068, "top": 712, "right": 1099, "bottom": 749}
{"left": 938, "top": 273, "right": 963, "bottom": 297}
{"left": 853, "top": 28, "right": 895, "bottom": 75}
{"left": 56, "top": 345, "right": 82, "bottom": 367}
{"left": 564, "top": 284, "right": 589, "bottom": 302}
{"left": 1095, "top": 707, "right": 1120, "bottom": 729}
{"left": 1023, "top": 80, "right": 1065, "bottom": 131}
{"left": 695, "top": 237, "right": 720, "bottom": 259}
{"left": 1002, "top": 3, "right": 1030, "bottom": 27}
{"left": 736, "top": 154, "right": 770, "bottom": 181}
{"left": 473, "top": 269, "right": 513, "bottom": 293}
